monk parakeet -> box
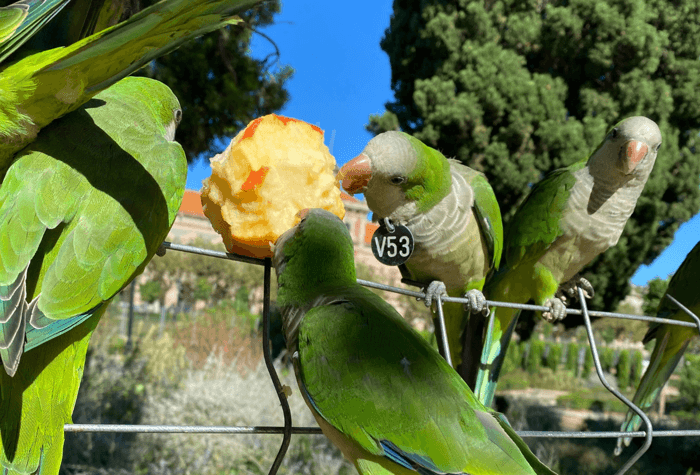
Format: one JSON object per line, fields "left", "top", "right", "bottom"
{"left": 615, "top": 239, "right": 700, "bottom": 455}
{"left": 272, "top": 208, "right": 555, "bottom": 475}
{"left": 0, "top": 76, "right": 186, "bottom": 474}
{"left": 0, "top": 0, "right": 259, "bottom": 178}
{"left": 337, "top": 131, "right": 503, "bottom": 371}
{"left": 474, "top": 116, "right": 662, "bottom": 407}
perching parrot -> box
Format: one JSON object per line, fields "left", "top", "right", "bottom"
{"left": 337, "top": 131, "right": 503, "bottom": 373}
{"left": 0, "top": 76, "right": 186, "bottom": 474}
{"left": 0, "top": 0, "right": 260, "bottom": 178}
{"left": 473, "top": 116, "right": 662, "bottom": 407}
{"left": 272, "top": 208, "right": 555, "bottom": 475}
{"left": 615, "top": 239, "right": 700, "bottom": 455}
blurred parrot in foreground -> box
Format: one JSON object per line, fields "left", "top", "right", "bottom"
{"left": 473, "top": 116, "right": 662, "bottom": 407}
{"left": 337, "top": 131, "right": 503, "bottom": 372}
{"left": 0, "top": 76, "right": 186, "bottom": 474}
{"left": 272, "top": 208, "right": 556, "bottom": 475}
{"left": 0, "top": 0, "right": 70, "bottom": 63}
{"left": 615, "top": 239, "right": 700, "bottom": 455}
{"left": 0, "top": 0, "right": 260, "bottom": 178}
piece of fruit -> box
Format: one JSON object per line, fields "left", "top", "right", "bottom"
{"left": 201, "top": 114, "right": 345, "bottom": 258}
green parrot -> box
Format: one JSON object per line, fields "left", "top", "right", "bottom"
{"left": 272, "top": 208, "right": 556, "bottom": 475}
{"left": 474, "top": 116, "right": 662, "bottom": 407}
{"left": 615, "top": 239, "right": 700, "bottom": 455}
{"left": 337, "top": 131, "right": 503, "bottom": 373}
{"left": 0, "top": 0, "right": 71, "bottom": 62}
{"left": 0, "top": 76, "right": 186, "bottom": 474}
{"left": 0, "top": 0, "right": 260, "bottom": 177}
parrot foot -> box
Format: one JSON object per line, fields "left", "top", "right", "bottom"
{"left": 463, "top": 289, "right": 489, "bottom": 316}
{"left": 542, "top": 297, "right": 567, "bottom": 322}
{"left": 559, "top": 275, "right": 595, "bottom": 301}
{"left": 422, "top": 281, "right": 448, "bottom": 309}
{"left": 614, "top": 436, "right": 630, "bottom": 456}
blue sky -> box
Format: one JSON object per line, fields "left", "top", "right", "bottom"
{"left": 185, "top": 0, "right": 699, "bottom": 287}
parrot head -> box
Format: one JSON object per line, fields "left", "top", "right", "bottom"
{"left": 273, "top": 208, "right": 356, "bottom": 304}
{"left": 337, "top": 131, "right": 452, "bottom": 221}
{"left": 592, "top": 116, "right": 662, "bottom": 176}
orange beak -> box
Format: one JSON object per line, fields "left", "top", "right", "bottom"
{"left": 337, "top": 153, "right": 372, "bottom": 194}
{"left": 624, "top": 140, "right": 648, "bottom": 173}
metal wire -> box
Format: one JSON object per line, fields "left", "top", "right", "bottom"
{"left": 62, "top": 424, "right": 700, "bottom": 438}
{"left": 261, "top": 257, "right": 293, "bottom": 475}
{"left": 434, "top": 293, "right": 453, "bottom": 367}
{"left": 578, "top": 287, "right": 652, "bottom": 475}
{"left": 65, "top": 241, "right": 700, "bottom": 475}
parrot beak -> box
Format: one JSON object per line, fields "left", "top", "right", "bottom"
{"left": 273, "top": 208, "right": 311, "bottom": 265}
{"left": 622, "top": 140, "right": 648, "bottom": 173}
{"left": 337, "top": 153, "right": 372, "bottom": 194}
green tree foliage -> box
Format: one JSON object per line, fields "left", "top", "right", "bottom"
{"left": 680, "top": 353, "right": 700, "bottom": 409}
{"left": 582, "top": 347, "right": 594, "bottom": 378}
{"left": 643, "top": 276, "right": 671, "bottom": 315}
{"left": 139, "top": 280, "right": 163, "bottom": 305}
{"left": 373, "top": 0, "right": 700, "bottom": 313}
{"left": 527, "top": 340, "right": 545, "bottom": 373}
{"left": 617, "top": 349, "right": 631, "bottom": 388}
{"left": 501, "top": 341, "right": 524, "bottom": 374}
{"left": 600, "top": 346, "right": 615, "bottom": 372}
{"left": 631, "top": 349, "right": 644, "bottom": 387}
{"left": 566, "top": 343, "right": 580, "bottom": 373}
{"left": 545, "top": 343, "right": 563, "bottom": 370}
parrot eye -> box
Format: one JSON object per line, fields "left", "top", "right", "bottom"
{"left": 611, "top": 128, "right": 618, "bottom": 139}
{"left": 174, "top": 109, "right": 183, "bottom": 125}
{"left": 390, "top": 176, "right": 406, "bottom": 185}
{"left": 655, "top": 143, "right": 662, "bottom": 152}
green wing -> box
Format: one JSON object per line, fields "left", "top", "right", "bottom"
{"left": 0, "top": 77, "right": 186, "bottom": 374}
{"left": 0, "top": 0, "right": 258, "bottom": 176}
{"left": 472, "top": 160, "right": 584, "bottom": 408}
{"left": 298, "top": 285, "right": 553, "bottom": 475}
{"left": 646, "top": 240, "right": 700, "bottom": 345}
{"left": 461, "top": 165, "right": 503, "bottom": 272}
{"left": 0, "top": 0, "right": 71, "bottom": 63}
{"left": 502, "top": 161, "right": 584, "bottom": 271}
{"left": 0, "top": 77, "right": 186, "bottom": 474}
{"left": 617, "top": 240, "right": 700, "bottom": 451}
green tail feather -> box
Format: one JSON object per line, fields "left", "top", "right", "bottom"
{"left": 474, "top": 306, "right": 521, "bottom": 407}
{"left": 0, "top": 307, "right": 101, "bottom": 475}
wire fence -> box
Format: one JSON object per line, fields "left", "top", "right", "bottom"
{"left": 64, "top": 240, "right": 700, "bottom": 475}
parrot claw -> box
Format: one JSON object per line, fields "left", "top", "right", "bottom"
{"left": 559, "top": 275, "right": 595, "bottom": 300}
{"left": 578, "top": 277, "right": 595, "bottom": 299}
{"left": 542, "top": 297, "right": 567, "bottom": 322}
{"left": 463, "top": 289, "right": 489, "bottom": 316}
{"left": 422, "top": 281, "right": 448, "bottom": 309}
